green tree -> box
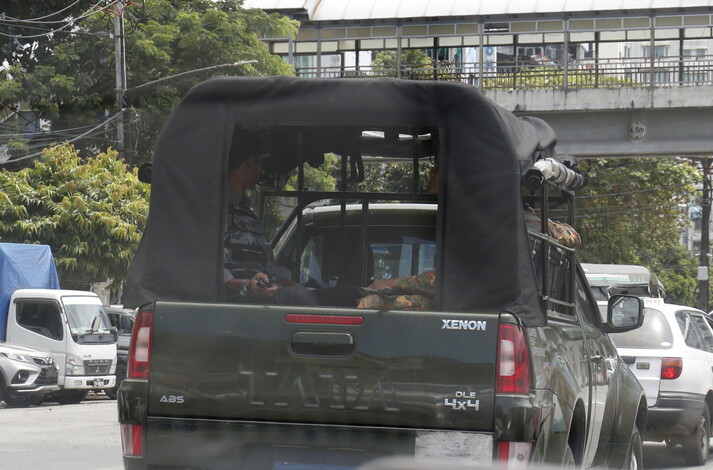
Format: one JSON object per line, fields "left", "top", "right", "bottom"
{"left": 1, "top": 0, "right": 298, "bottom": 166}
{"left": 0, "top": 143, "right": 150, "bottom": 292}
{"left": 575, "top": 157, "right": 701, "bottom": 304}
{"left": 372, "top": 49, "right": 434, "bottom": 80}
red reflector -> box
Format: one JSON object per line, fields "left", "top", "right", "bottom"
{"left": 497, "top": 441, "right": 533, "bottom": 469}
{"left": 285, "top": 314, "right": 364, "bottom": 325}
{"left": 498, "top": 441, "right": 510, "bottom": 462}
{"left": 661, "top": 357, "right": 682, "bottom": 380}
{"left": 128, "top": 311, "right": 154, "bottom": 379}
{"left": 121, "top": 424, "right": 143, "bottom": 456}
{"left": 497, "top": 323, "right": 531, "bottom": 394}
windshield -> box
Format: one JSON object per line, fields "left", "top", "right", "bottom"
{"left": 62, "top": 296, "right": 112, "bottom": 336}
{"left": 610, "top": 308, "right": 673, "bottom": 349}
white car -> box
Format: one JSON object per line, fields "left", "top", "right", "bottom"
{"left": 609, "top": 300, "right": 713, "bottom": 465}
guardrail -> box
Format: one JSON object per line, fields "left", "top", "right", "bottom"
{"left": 295, "top": 55, "right": 713, "bottom": 90}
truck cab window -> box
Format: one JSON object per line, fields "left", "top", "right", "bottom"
{"left": 575, "top": 272, "right": 600, "bottom": 325}
{"left": 16, "top": 300, "right": 63, "bottom": 341}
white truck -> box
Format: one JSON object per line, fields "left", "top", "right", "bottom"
{"left": 0, "top": 243, "right": 117, "bottom": 404}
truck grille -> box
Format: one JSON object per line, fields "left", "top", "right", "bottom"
{"left": 36, "top": 366, "right": 59, "bottom": 385}
{"left": 85, "top": 359, "right": 112, "bottom": 375}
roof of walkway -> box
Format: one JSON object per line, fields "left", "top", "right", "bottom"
{"left": 245, "top": 0, "right": 713, "bottom": 21}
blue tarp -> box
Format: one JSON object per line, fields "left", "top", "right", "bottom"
{"left": 0, "top": 243, "right": 60, "bottom": 340}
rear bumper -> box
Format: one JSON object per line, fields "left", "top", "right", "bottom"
{"left": 118, "top": 379, "right": 495, "bottom": 470}
{"left": 645, "top": 391, "right": 705, "bottom": 439}
{"left": 122, "top": 419, "right": 494, "bottom": 470}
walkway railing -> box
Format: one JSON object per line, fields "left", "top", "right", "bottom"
{"left": 295, "top": 55, "right": 713, "bottom": 90}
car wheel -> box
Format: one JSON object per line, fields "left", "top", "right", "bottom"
{"left": 684, "top": 402, "right": 710, "bottom": 466}
{"left": 3, "top": 394, "right": 44, "bottom": 407}
{"left": 624, "top": 426, "right": 643, "bottom": 470}
{"left": 52, "top": 390, "right": 88, "bottom": 405}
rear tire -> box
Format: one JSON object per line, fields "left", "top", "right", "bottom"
{"left": 684, "top": 402, "right": 710, "bottom": 466}
{"left": 624, "top": 426, "right": 643, "bottom": 470}
{"left": 52, "top": 390, "right": 88, "bottom": 405}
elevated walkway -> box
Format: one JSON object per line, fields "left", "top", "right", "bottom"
{"left": 488, "top": 85, "right": 713, "bottom": 157}
{"left": 246, "top": 0, "right": 713, "bottom": 157}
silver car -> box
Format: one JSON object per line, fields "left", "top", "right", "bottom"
{"left": 0, "top": 341, "right": 59, "bottom": 407}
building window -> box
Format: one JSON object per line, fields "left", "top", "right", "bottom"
{"left": 683, "top": 48, "right": 707, "bottom": 58}
{"left": 642, "top": 45, "right": 669, "bottom": 58}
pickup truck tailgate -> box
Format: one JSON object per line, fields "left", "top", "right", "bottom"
{"left": 148, "top": 302, "right": 498, "bottom": 431}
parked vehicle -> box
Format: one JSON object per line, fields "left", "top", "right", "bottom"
{"left": 104, "top": 306, "right": 135, "bottom": 399}
{"left": 582, "top": 263, "right": 666, "bottom": 302}
{"left": 119, "top": 77, "right": 646, "bottom": 470}
{"left": 0, "top": 340, "right": 59, "bottom": 407}
{"left": 0, "top": 242, "right": 117, "bottom": 404}
{"left": 610, "top": 300, "right": 713, "bottom": 465}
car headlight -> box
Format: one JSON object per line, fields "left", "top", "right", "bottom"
{"left": 1, "top": 352, "right": 34, "bottom": 364}
{"left": 66, "top": 355, "right": 85, "bottom": 376}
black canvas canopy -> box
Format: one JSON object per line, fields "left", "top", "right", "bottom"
{"left": 125, "top": 76, "right": 561, "bottom": 326}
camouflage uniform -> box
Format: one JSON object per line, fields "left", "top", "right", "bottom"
{"left": 357, "top": 270, "right": 436, "bottom": 311}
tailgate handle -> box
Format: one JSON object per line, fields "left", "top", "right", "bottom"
{"left": 291, "top": 331, "right": 354, "bottom": 357}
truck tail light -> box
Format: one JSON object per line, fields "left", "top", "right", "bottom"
{"left": 128, "top": 310, "right": 154, "bottom": 379}
{"left": 121, "top": 424, "right": 143, "bottom": 456}
{"left": 497, "top": 323, "right": 531, "bottom": 394}
{"left": 661, "top": 357, "right": 682, "bottom": 379}
{"left": 497, "top": 441, "right": 532, "bottom": 470}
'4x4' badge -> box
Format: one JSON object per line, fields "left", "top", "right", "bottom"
{"left": 444, "top": 391, "right": 479, "bottom": 411}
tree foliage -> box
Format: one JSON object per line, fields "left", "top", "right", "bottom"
{"left": 483, "top": 66, "right": 635, "bottom": 89}
{"left": 371, "top": 50, "right": 435, "bottom": 80}
{"left": 575, "top": 157, "right": 701, "bottom": 304}
{"left": 0, "top": 143, "right": 150, "bottom": 291}
{"left": 2, "top": 0, "right": 298, "bottom": 166}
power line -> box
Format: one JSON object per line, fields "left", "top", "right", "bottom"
{"left": 1, "top": 1, "right": 83, "bottom": 23}
{"left": 575, "top": 204, "right": 686, "bottom": 218}
{"left": 0, "top": 1, "right": 118, "bottom": 39}
{"left": 0, "top": 111, "right": 123, "bottom": 165}
{"left": 576, "top": 183, "right": 695, "bottom": 199}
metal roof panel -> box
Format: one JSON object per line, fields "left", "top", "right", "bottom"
{"left": 246, "top": 0, "right": 713, "bottom": 20}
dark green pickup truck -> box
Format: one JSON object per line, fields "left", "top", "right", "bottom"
{"left": 119, "top": 77, "right": 646, "bottom": 470}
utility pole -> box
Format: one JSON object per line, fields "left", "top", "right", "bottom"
{"left": 114, "top": 1, "right": 128, "bottom": 162}
{"left": 698, "top": 157, "right": 711, "bottom": 312}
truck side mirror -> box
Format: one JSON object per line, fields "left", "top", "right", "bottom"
{"left": 608, "top": 295, "right": 644, "bottom": 330}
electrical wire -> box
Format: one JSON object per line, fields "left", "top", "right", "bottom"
{"left": 0, "top": 111, "right": 123, "bottom": 165}
{"left": 576, "top": 183, "right": 695, "bottom": 199}
{"left": 575, "top": 204, "right": 687, "bottom": 218}
{"left": 1, "top": 1, "right": 83, "bottom": 23}
{"left": 0, "top": 1, "right": 119, "bottom": 39}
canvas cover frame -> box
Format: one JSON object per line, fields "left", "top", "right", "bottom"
{"left": 124, "top": 76, "right": 562, "bottom": 326}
